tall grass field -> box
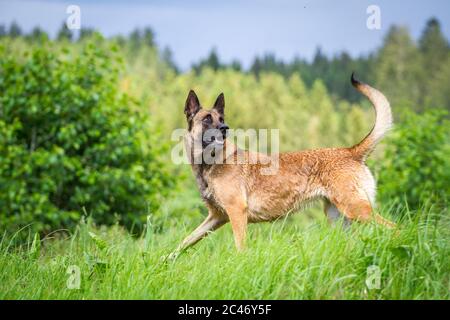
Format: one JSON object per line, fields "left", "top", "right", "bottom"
{"left": 1, "top": 202, "right": 448, "bottom": 300}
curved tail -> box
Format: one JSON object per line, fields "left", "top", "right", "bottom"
{"left": 350, "top": 73, "right": 393, "bottom": 161}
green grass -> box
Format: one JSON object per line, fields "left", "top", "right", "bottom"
{"left": 0, "top": 204, "right": 449, "bottom": 300}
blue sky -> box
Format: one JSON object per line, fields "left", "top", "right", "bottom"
{"left": 1, "top": 0, "right": 449, "bottom": 70}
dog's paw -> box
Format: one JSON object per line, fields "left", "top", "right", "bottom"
{"left": 161, "top": 251, "right": 180, "bottom": 263}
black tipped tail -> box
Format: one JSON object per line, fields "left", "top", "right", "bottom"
{"left": 351, "top": 72, "right": 362, "bottom": 87}
{"left": 350, "top": 73, "right": 393, "bottom": 161}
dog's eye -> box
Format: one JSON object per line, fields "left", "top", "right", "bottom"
{"left": 203, "top": 115, "right": 212, "bottom": 123}
{"left": 219, "top": 117, "right": 224, "bottom": 123}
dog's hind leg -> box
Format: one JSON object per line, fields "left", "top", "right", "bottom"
{"left": 332, "top": 197, "right": 396, "bottom": 229}
{"left": 373, "top": 212, "right": 397, "bottom": 228}
{"left": 168, "top": 212, "right": 227, "bottom": 260}
{"left": 327, "top": 166, "right": 396, "bottom": 229}
{"left": 324, "top": 200, "right": 352, "bottom": 228}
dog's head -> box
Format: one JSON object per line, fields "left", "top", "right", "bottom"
{"left": 184, "top": 90, "right": 229, "bottom": 149}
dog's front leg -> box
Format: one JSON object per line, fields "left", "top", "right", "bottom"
{"left": 168, "top": 213, "right": 227, "bottom": 260}
{"left": 226, "top": 204, "right": 248, "bottom": 251}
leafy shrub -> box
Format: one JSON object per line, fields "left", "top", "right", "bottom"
{"left": 0, "top": 38, "right": 176, "bottom": 237}
{"left": 376, "top": 109, "right": 450, "bottom": 210}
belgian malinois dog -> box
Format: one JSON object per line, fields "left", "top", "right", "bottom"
{"left": 169, "top": 74, "right": 395, "bottom": 259}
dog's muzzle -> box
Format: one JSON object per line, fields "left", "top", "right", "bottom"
{"left": 203, "top": 126, "right": 228, "bottom": 147}
{"left": 219, "top": 124, "right": 229, "bottom": 139}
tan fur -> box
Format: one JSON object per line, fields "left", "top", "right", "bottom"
{"left": 168, "top": 75, "right": 396, "bottom": 259}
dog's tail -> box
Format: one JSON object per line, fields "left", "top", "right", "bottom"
{"left": 350, "top": 73, "right": 392, "bottom": 162}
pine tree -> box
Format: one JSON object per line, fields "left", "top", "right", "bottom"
{"left": 79, "top": 27, "right": 95, "bottom": 41}
{"left": 129, "top": 28, "right": 142, "bottom": 54}
{"left": 230, "top": 60, "right": 242, "bottom": 71}
{"left": 191, "top": 48, "right": 222, "bottom": 73}
{"left": 312, "top": 47, "right": 328, "bottom": 78}
{"left": 27, "top": 26, "right": 48, "bottom": 41}
{"left": 142, "top": 27, "right": 155, "bottom": 47}
{"left": 0, "top": 24, "right": 6, "bottom": 37}
{"left": 206, "top": 48, "right": 221, "bottom": 71}
{"left": 161, "top": 46, "right": 179, "bottom": 73}
{"left": 418, "top": 18, "right": 450, "bottom": 110}
{"left": 419, "top": 18, "right": 449, "bottom": 66}
{"left": 250, "top": 56, "right": 262, "bottom": 78}
{"left": 56, "top": 22, "right": 73, "bottom": 41}
{"left": 374, "top": 26, "right": 421, "bottom": 111}
{"left": 9, "top": 21, "right": 22, "bottom": 38}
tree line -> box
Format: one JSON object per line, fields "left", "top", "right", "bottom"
{"left": 1, "top": 18, "right": 449, "bottom": 112}
{"left": 193, "top": 18, "right": 450, "bottom": 111}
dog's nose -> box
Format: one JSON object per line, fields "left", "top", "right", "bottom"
{"left": 219, "top": 124, "right": 229, "bottom": 136}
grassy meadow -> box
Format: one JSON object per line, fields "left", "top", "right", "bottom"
{"left": 1, "top": 195, "right": 449, "bottom": 299}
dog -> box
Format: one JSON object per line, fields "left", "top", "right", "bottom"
{"left": 169, "top": 73, "right": 396, "bottom": 259}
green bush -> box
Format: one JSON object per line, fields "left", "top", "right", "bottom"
{"left": 0, "top": 39, "right": 176, "bottom": 237}
{"left": 376, "top": 109, "right": 450, "bottom": 209}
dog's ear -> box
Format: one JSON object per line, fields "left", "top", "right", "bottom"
{"left": 185, "top": 90, "right": 201, "bottom": 121}
{"left": 213, "top": 93, "right": 225, "bottom": 116}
